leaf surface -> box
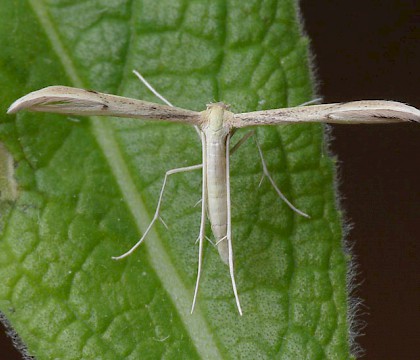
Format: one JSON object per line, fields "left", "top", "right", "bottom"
{"left": 0, "top": 0, "right": 352, "bottom": 359}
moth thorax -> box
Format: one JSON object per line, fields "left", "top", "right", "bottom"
{"left": 206, "top": 102, "right": 230, "bottom": 132}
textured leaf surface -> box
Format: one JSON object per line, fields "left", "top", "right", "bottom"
{"left": 0, "top": 0, "right": 352, "bottom": 359}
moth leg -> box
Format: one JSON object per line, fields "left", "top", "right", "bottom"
{"left": 230, "top": 130, "right": 255, "bottom": 155}
{"left": 226, "top": 134, "right": 243, "bottom": 315}
{"left": 112, "top": 164, "right": 203, "bottom": 260}
{"left": 215, "top": 235, "right": 227, "bottom": 246}
{"left": 229, "top": 130, "right": 309, "bottom": 218}
{"left": 191, "top": 133, "right": 208, "bottom": 313}
{"left": 194, "top": 235, "right": 214, "bottom": 245}
{"left": 254, "top": 134, "right": 310, "bottom": 218}
{"left": 131, "top": 69, "right": 206, "bottom": 312}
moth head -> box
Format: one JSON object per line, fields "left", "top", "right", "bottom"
{"left": 206, "top": 102, "right": 230, "bottom": 110}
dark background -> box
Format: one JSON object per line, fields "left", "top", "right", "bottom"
{"left": 1, "top": 1, "right": 419, "bottom": 359}
{"left": 301, "top": 1, "right": 419, "bottom": 359}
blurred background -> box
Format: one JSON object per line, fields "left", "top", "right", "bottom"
{"left": 1, "top": 1, "right": 419, "bottom": 358}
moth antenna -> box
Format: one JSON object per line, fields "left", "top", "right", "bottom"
{"left": 133, "top": 69, "right": 202, "bottom": 137}
{"left": 132, "top": 70, "right": 174, "bottom": 107}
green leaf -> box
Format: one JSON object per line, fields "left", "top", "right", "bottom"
{"left": 0, "top": 0, "right": 354, "bottom": 359}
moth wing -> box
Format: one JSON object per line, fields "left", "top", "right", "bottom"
{"left": 231, "top": 100, "right": 420, "bottom": 128}
{"left": 8, "top": 86, "right": 201, "bottom": 125}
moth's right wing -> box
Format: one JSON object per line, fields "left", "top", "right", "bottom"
{"left": 8, "top": 86, "right": 201, "bottom": 125}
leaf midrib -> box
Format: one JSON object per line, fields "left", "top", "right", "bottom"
{"left": 28, "top": 1, "right": 222, "bottom": 358}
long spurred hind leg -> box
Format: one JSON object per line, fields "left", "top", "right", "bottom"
{"left": 132, "top": 69, "right": 206, "bottom": 312}
{"left": 191, "top": 133, "right": 207, "bottom": 313}
{"left": 112, "top": 164, "right": 202, "bottom": 260}
{"left": 226, "top": 134, "right": 243, "bottom": 315}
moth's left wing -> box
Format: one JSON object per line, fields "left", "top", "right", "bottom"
{"left": 8, "top": 86, "right": 201, "bottom": 125}
{"left": 232, "top": 100, "right": 420, "bottom": 128}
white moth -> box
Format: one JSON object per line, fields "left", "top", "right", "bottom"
{"left": 8, "top": 78, "right": 420, "bottom": 315}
